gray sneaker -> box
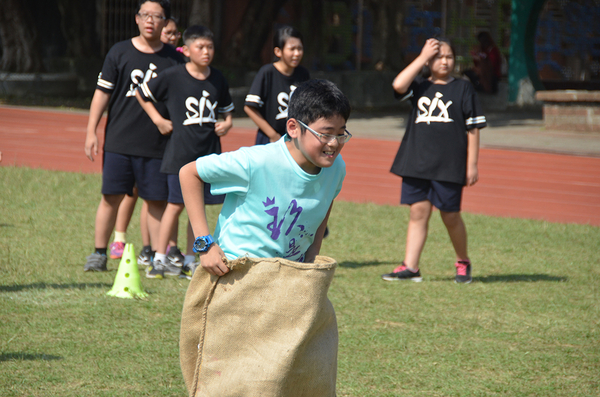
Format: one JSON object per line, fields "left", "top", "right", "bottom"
{"left": 180, "top": 262, "right": 198, "bottom": 280}
{"left": 162, "top": 260, "right": 182, "bottom": 277}
{"left": 84, "top": 253, "right": 108, "bottom": 272}
{"left": 146, "top": 259, "right": 165, "bottom": 279}
{"left": 146, "top": 259, "right": 181, "bottom": 279}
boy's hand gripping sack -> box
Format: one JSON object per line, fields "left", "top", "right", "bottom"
{"left": 180, "top": 256, "right": 338, "bottom": 397}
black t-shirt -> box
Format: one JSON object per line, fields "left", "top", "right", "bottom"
{"left": 390, "top": 77, "right": 487, "bottom": 185}
{"left": 96, "top": 39, "right": 184, "bottom": 158}
{"left": 244, "top": 63, "right": 310, "bottom": 141}
{"left": 140, "top": 64, "right": 234, "bottom": 174}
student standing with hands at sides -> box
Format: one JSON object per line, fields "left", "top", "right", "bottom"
{"left": 83, "top": 0, "right": 183, "bottom": 272}
{"left": 381, "top": 38, "right": 486, "bottom": 284}
{"left": 136, "top": 25, "right": 234, "bottom": 279}
{"left": 108, "top": 14, "right": 185, "bottom": 265}
{"left": 244, "top": 25, "right": 310, "bottom": 145}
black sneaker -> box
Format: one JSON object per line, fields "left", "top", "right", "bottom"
{"left": 167, "top": 246, "right": 185, "bottom": 268}
{"left": 381, "top": 263, "right": 423, "bottom": 282}
{"left": 455, "top": 260, "right": 472, "bottom": 283}
{"left": 84, "top": 253, "right": 108, "bottom": 272}
{"left": 137, "top": 246, "right": 153, "bottom": 266}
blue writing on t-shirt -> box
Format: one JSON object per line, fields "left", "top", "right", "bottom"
{"left": 264, "top": 197, "right": 307, "bottom": 260}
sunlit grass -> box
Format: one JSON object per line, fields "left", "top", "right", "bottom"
{"left": 1, "top": 166, "right": 598, "bottom": 396}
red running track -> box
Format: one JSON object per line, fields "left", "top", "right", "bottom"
{"left": 1, "top": 106, "right": 599, "bottom": 226}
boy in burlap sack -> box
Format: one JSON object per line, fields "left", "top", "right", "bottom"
{"left": 179, "top": 79, "right": 352, "bottom": 396}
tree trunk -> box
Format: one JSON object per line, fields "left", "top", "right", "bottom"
{"left": 222, "top": 0, "right": 288, "bottom": 68}
{"left": 0, "top": 0, "right": 45, "bottom": 72}
{"left": 56, "top": 0, "right": 99, "bottom": 58}
{"left": 190, "top": 0, "right": 211, "bottom": 27}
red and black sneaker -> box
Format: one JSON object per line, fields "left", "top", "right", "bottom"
{"left": 455, "top": 260, "right": 472, "bottom": 283}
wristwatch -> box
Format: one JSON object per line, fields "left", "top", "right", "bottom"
{"left": 193, "top": 235, "right": 214, "bottom": 253}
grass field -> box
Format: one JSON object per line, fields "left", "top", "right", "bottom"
{"left": 1, "top": 166, "right": 598, "bottom": 396}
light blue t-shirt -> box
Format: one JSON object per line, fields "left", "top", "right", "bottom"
{"left": 196, "top": 136, "right": 345, "bottom": 262}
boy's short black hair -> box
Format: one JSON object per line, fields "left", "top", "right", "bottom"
{"left": 273, "top": 25, "right": 303, "bottom": 50}
{"left": 288, "top": 79, "right": 351, "bottom": 126}
{"left": 136, "top": 0, "right": 171, "bottom": 20}
{"left": 183, "top": 25, "right": 214, "bottom": 45}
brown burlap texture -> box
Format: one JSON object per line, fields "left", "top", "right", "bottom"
{"left": 180, "top": 256, "right": 338, "bottom": 397}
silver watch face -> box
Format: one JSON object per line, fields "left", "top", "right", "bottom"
{"left": 195, "top": 239, "right": 206, "bottom": 250}
{"left": 194, "top": 235, "right": 213, "bottom": 253}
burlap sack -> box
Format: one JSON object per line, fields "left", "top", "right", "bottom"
{"left": 180, "top": 256, "right": 338, "bottom": 397}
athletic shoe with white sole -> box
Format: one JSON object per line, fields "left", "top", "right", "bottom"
{"left": 167, "top": 246, "right": 185, "bottom": 267}
{"left": 146, "top": 259, "right": 181, "bottom": 279}
{"left": 138, "top": 246, "right": 153, "bottom": 266}
{"left": 381, "top": 262, "right": 423, "bottom": 282}
{"left": 180, "top": 262, "right": 198, "bottom": 280}
{"left": 146, "top": 259, "right": 165, "bottom": 279}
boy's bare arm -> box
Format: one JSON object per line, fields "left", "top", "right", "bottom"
{"left": 466, "top": 128, "right": 480, "bottom": 186}
{"left": 392, "top": 38, "right": 440, "bottom": 94}
{"left": 215, "top": 112, "right": 233, "bottom": 137}
{"left": 303, "top": 203, "right": 333, "bottom": 263}
{"left": 85, "top": 89, "right": 111, "bottom": 162}
{"left": 179, "top": 162, "right": 229, "bottom": 276}
{"left": 134, "top": 89, "right": 173, "bottom": 135}
{"left": 244, "top": 105, "right": 280, "bottom": 142}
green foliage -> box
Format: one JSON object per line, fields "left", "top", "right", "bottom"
{"left": 1, "top": 167, "right": 599, "bottom": 396}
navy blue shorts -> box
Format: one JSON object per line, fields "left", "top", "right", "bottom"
{"left": 255, "top": 131, "right": 283, "bottom": 145}
{"left": 400, "top": 177, "right": 463, "bottom": 212}
{"left": 167, "top": 173, "right": 225, "bottom": 205}
{"left": 102, "top": 152, "right": 168, "bottom": 201}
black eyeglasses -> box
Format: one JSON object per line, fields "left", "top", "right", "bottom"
{"left": 137, "top": 12, "right": 166, "bottom": 22}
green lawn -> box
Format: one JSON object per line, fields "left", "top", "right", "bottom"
{"left": 1, "top": 166, "right": 598, "bottom": 396}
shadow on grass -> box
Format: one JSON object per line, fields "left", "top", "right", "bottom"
{"left": 0, "top": 282, "right": 111, "bottom": 292}
{"left": 474, "top": 274, "right": 567, "bottom": 283}
{"left": 0, "top": 352, "right": 63, "bottom": 362}
{"left": 339, "top": 260, "right": 397, "bottom": 269}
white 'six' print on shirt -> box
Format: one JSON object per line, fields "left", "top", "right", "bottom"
{"left": 275, "top": 84, "right": 298, "bottom": 120}
{"left": 183, "top": 90, "right": 218, "bottom": 126}
{"left": 415, "top": 92, "right": 454, "bottom": 125}
{"left": 126, "top": 63, "right": 158, "bottom": 97}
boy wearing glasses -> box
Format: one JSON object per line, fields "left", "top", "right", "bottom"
{"left": 84, "top": 0, "right": 183, "bottom": 272}
{"left": 179, "top": 79, "right": 352, "bottom": 277}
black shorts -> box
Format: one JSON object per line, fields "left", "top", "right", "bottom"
{"left": 102, "top": 152, "right": 168, "bottom": 201}
{"left": 167, "top": 173, "right": 225, "bottom": 205}
{"left": 401, "top": 176, "right": 463, "bottom": 212}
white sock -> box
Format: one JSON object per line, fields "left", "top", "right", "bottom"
{"left": 113, "top": 231, "right": 126, "bottom": 243}
{"left": 154, "top": 253, "right": 167, "bottom": 264}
